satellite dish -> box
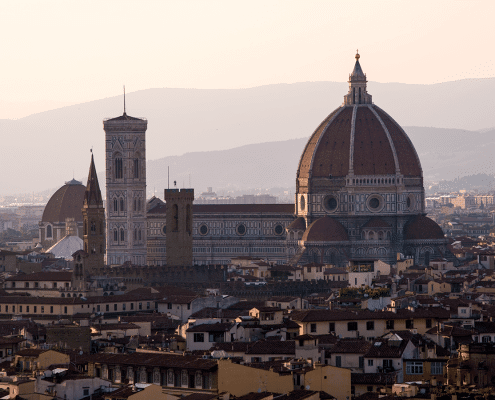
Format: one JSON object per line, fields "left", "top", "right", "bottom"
{"left": 79, "top": 351, "right": 83, "bottom": 355}
{"left": 258, "top": 389, "right": 261, "bottom": 393}
{"left": 305, "top": 385, "right": 310, "bottom": 390}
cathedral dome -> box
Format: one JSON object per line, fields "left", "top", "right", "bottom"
{"left": 297, "top": 53, "right": 422, "bottom": 183}
{"left": 403, "top": 215, "right": 445, "bottom": 240}
{"left": 41, "top": 179, "right": 86, "bottom": 223}
{"left": 302, "top": 217, "right": 349, "bottom": 242}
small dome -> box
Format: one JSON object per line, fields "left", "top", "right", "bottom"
{"left": 286, "top": 217, "right": 306, "bottom": 231}
{"left": 404, "top": 215, "right": 445, "bottom": 240}
{"left": 302, "top": 216, "right": 349, "bottom": 242}
{"left": 41, "top": 181, "right": 86, "bottom": 223}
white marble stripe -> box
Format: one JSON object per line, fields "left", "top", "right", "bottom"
{"left": 308, "top": 106, "right": 346, "bottom": 174}
{"left": 374, "top": 105, "right": 423, "bottom": 176}
{"left": 368, "top": 105, "right": 400, "bottom": 174}
{"left": 349, "top": 105, "right": 357, "bottom": 173}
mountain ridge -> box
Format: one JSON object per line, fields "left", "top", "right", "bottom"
{"left": 2, "top": 79, "right": 495, "bottom": 195}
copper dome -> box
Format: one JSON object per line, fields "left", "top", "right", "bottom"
{"left": 41, "top": 179, "right": 86, "bottom": 223}
{"left": 302, "top": 216, "right": 349, "bottom": 242}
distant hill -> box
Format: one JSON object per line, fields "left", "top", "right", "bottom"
{"left": 148, "top": 126, "right": 495, "bottom": 197}
{"left": 2, "top": 78, "right": 495, "bottom": 195}
{"left": 426, "top": 174, "right": 495, "bottom": 193}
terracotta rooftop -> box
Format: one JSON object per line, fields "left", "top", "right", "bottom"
{"left": 331, "top": 338, "right": 372, "bottom": 354}
{"left": 86, "top": 352, "right": 217, "bottom": 370}
{"left": 186, "top": 323, "right": 233, "bottom": 333}
{"left": 364, "top": 336, "right": 409, "bottom": 358}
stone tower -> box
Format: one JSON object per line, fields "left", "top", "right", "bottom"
{"left": 82, "top": 154, "right": 105, "bottom": 269}
{"left": 165, "top": 188, "right": 194, "bottom": 266}
{"left": 74, "top": 154, "right": 105, "bottom": 290}
{"left": 104, "top": 111, "right": 147, "bottom": 266}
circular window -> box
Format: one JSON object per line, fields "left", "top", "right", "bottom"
{"left": 236, "top": 224, "right": 246, "bottom": 236}
{"left": 300, "top": 195, "right": 306, "bottom": 211}
{"left": 323, "top": 195, "right": 338, "bottom": 212}
{"left": 369, "top": 198, "right": 380, "bottom": 209}
{"left": 199, "top": 224, "right": 208, "bottom": 235}
{"left": 274, "top": 224, "right": 284, "bottom": 235}
{"left": 367, "top": 195, "right": 384, "bottom": 212}
{"left": 162, "top": 225, "right": 166, "bottom": 235}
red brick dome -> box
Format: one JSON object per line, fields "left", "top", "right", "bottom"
{"left": 404, "top": 215, "right": 445, "bottom": 240}
{"left": 41, "top": 179, "right": 86, "bottom": 223}
{"left": 302, "top": 216, "right": 349, "bottom": 242}
{"left": 297, "top": 104, "right": 422, "bottom": 180}
{"left": 297, "top": 53, "right": 422, "bottom": 183}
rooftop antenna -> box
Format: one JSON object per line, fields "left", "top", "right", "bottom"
{"left": 123, "top": 85, "right": 126, "bottom": 114}
{"left": 168, "top": 166, "right": 170, "bottom": 189}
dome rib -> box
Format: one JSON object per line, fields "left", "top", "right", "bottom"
{"left": 374, "top": 106, "right": 422, "bottom": 176}
{"left": 348, "top": 105, "right": 357, "bottom": 173}
{"left": 367, "top": 105, "right": 400, "bottom": 174}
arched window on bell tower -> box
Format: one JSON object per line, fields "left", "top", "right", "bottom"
{"left": 114, "top": 153, "right": 123, "bottom": 179}
{"left": 134, "top": 155, "right": 139, "bottom": 179}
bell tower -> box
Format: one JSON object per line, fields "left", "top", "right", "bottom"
{"left": 81, "top": 153, "right": 105, "bottom": 272}
{"left": 104, "top": 108, "right": 147, "bottom": 266}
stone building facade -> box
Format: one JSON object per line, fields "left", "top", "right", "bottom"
{"left": 147, "top": 202, "right": 294, "bottom": 266}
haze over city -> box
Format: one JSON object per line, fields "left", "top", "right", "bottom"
{"left": 3, "top": 3, "right": 495, "bottom": 399}
{"left": 1, "top": 1, "right": 494, "bottom": 197}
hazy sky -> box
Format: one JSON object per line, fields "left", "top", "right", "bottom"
{"left": 1, "top": 0, "right": 493, "bottom": 118}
